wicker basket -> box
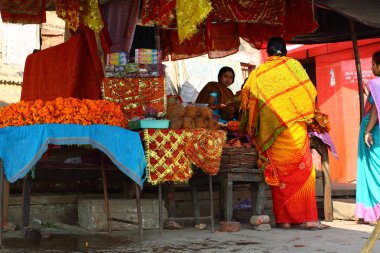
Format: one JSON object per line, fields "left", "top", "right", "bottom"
{"left": 220, "top": 146, "right": 258, "bottom": 171}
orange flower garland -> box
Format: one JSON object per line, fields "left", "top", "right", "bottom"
{"left": 0, "top": 97, "right": 127, "bottom": 128}
{"left": 227, "top": 121, "right": 240, "bottom": 132}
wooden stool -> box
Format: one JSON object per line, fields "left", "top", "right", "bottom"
{"left": 158, "top": 174, "right": 215, "bottom": 235}
{"left": 190, "top": 168, "right": 265, "bottom": 221}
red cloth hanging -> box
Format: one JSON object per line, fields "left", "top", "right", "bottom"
{"left": 141, "top": 0, "right": 176, "bottom": 27}
{"left": 210, "top": 0, "right": 286, "bottom": 25}
{"left": 21, "top": 26, "right": 109, "bottom": 101}
{"left": 160, "top": 28, "right": 207, "bottom": 61}
{"left": 144, "top": 0, "right": 318, "bottom": 59}
{"left": 205, "top": 19, "right": 240, "bottom": 59}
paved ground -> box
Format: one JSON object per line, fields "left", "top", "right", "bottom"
{"left": 0, "top": 220, "right": 378, "bottom": 252}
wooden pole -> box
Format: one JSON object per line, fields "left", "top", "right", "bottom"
{"left": 100, "top": 154, "right": 112, "bottom": 232}
{"left": 2, "top": 180, "right": 9, "bottom": 228}
{"left": 361, "top": 220, "right": 380, "bottom": 253}
{"left": 135, "top": 183, "right": 143, "bottom": 240}
{"left": 95, "top": 32, "right": 105, "bottom": 75}
{"left": 350, "top": 19, "right": 365, "bottom": 122}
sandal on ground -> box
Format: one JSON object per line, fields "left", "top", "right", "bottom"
{"left": 306, "top": 221, "right": 330, "bottom": 231}
{"left": 369, "top": 221, "right": 377, "bottom": 226}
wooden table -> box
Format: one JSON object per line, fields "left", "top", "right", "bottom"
{"left": 189, "top": 136, "right": 333, "bottom": 222}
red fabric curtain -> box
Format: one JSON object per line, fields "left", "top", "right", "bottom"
{"left": 160, "top": 28, "right": 207, "bottom": 61}
{"left": 138, "top": 0, "right": 318, "bottom": 60}
{"left": 21, "top": 26, "right": 109, "bottom": 101}
{"left": 205, "top": 19, "right": 240, "bottom": 59}
{"left": 210, "top": 0, "right": 286, "bottom": 25}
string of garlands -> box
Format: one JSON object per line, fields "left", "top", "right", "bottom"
{"left": 0, "top": 97, "right": 127, "bottom": 128}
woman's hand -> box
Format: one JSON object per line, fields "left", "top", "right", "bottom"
{"left": 365, "top": 132, "right": 374, "bottom": 148}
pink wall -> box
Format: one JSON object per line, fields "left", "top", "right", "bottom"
{"left": 294, "top": 41, "right": 380, "bottom": 183}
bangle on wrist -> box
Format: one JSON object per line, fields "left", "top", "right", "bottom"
{"left": 365, "top": 131, "right": 372, "bottom": 135}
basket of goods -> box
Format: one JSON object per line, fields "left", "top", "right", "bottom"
{"left": 219, "top": 145, "right": 258, "bottom": 172}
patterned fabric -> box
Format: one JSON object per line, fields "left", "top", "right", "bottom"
{"left": 55, "top": 0, "right": 80, "bottom": 31}
{"left": 80, "top": 0, "right": 104, "bottom": 32}
{"left": 210, "top": 0, "right": 285, "bottom": 24}
{"left": 144, "top": 129, "right": 193, "bottom": 185}
{"left": 0, "top": 0, "right": 46, "bottom": 24}
{"left": 240, "top": 56, "right": 317, "bottom": 153}
{"left": 102, "top": 77, "right": 166, "bottom": 119}
{"left": 185, "top": 129, "right": 226, "bottom": 175}
{"left": 141, "top": 0, "right": 176, "bottom": 27}
{"left": 268, "top": 122, "right": 318, "bottom": 223}
{"left": 143, "top": 129, "right": 226, "bottom": 184}
{"left": 176, "top": 0, "right": 212, "bottom": 43}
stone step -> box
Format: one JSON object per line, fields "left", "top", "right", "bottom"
{"left": 332, "top": 198, "right": 356, "bottom": 220}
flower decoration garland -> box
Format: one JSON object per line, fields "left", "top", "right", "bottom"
{"left": 0, "top": 97, "right": 127, "bottom": 128}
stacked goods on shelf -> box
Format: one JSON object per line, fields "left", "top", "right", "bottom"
{"left": 166, "top": 97, "right": 219, "bottom": 130}
{"left": 104, "top": 49, "right": 164, "bottom": 78}
{"left": 135, "top": 49, "right": 159, "bottom": 64}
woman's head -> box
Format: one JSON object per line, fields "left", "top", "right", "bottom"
{"left": 267, "top": 37, "right": 287, "bottom": 57}
{"left": 218, "top": 66, "right": 235, "bottom": 87}
{"left": 372, "top": 51, "right": 380, "bottom": 76}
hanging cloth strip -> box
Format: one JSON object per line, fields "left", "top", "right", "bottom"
{"left": 0, "top": 0, "right": 46, "bottom": 24}
{"left": 210, "top": 0, "right": 285, "bottom": 25}
{"left": 55, "top": 0, "right": 104, "bottom": 32}
{"left": 143, "top": 129, "right": 193, "bottom": 185}
{"left": 176, "top": 0, "right": 212, "bottom": 43}
{"left": 141, "top": 0, "right": 176, "bottom": 27}
{"left": 55, "top": 0, "right": 81, "bottom": 32}
{"left": 185, "top": 129, "right": 226, "bottom": 175}
{"left": 143, "top": 129, "right": 226, "bottom": 184}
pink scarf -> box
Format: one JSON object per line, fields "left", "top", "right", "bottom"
{"left": 367, "top": 77, "right": 380, "bottom": 137}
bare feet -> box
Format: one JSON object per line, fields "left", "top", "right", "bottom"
{"left": 277, "top": 223, "right": 291, "bottom": 230}
{"left": 304, "top": 221, "right": 330, "bottom": 230}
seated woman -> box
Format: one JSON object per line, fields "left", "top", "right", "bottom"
{"left": 195, "top": 66, "right": 238, "bottom": 122}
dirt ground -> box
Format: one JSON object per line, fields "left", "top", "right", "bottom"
{"left": 0, "top": 220, "right": 378, "bottom": 253}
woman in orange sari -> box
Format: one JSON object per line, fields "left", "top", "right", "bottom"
{"left": 240, "top": 37, "right": 329, "bottom": 230}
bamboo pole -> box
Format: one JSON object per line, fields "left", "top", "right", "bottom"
{"left": 361, "top": 220, "right": 380, "bottom": 253}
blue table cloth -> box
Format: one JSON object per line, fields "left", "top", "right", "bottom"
{"left": 0, "top": 124, "right": 147, "bottom": 187}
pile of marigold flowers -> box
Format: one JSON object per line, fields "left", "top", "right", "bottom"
{"left": 0, "top": 97, "right": 127, "bottom": 128}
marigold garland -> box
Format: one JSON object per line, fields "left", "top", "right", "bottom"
{"left": 0, "top": 97, "right": 127, "bottom": 128}
{"left": 227, "top": 121, "right": 240, "bottom": 132}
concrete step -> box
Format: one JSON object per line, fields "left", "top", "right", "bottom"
{"left": 332, "top": 198, "right": 356, "bottom": 220}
